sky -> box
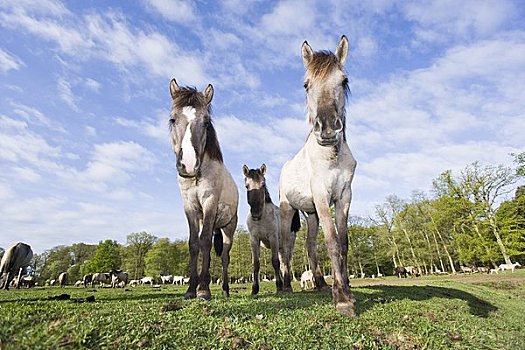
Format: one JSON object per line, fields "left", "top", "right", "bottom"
{"left": 1, "top": 0, "right": 524, "bottom": 254}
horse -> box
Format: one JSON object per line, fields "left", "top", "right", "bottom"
{"left": 110, "top": 269, "right": 128, "bottom": 288}
{"left": 279, "top": 35, "right": 357, "bottom": 316}
{"left": 243, "top": 164, "right": 300, "bottom": 295}
{"left": 300, "top": 270, "right": 314, "bottom": 290}
{"left": 0, "top": 242, "right": 33, "bottom": 290}
{"left": 169, "top": 79, "right": 239, "bottom": 300}
{"left": 498, "top": 262, "right": 521, "bottom": 272}
{"left": 58, "top": 272, "right": 68, "bottom": 287}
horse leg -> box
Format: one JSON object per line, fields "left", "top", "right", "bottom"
{"left": 270, "top": 235, "right": 283, "bottom": 292}
{"left": 184, "top": 214, "right": 200, "bottom": 299}
{"left": 305, "top": 213, "right": 330, "bottom": 292}
{"left": 197, "top": 206, "right": 219, "bottom": 300}
{"left": 221, "top": 217, "right": 236, "bottom": 297}
{"left": 279, "top": 200, "right": 295, "bottom": 292}
{"left": 250, "top": 236, "right": 261, "bottom": 295}
{"left": 335, "top": 198, "right": 352, "bottom": 288}
{"left": 315, "top": 196, "right": 355, "bottom": 317}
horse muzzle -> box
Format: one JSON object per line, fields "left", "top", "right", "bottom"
{"left": 176, "top": 160, "right": 201, "bottom": 178}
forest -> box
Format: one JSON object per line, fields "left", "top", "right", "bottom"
{"left": 2, "top": 154, "right": 523, "bottom": 285}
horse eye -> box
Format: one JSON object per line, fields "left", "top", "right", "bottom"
{"left": 342, "top": 77, "right": 348, "bottom": 86}
{"left": 303, "top": 82, "right": 309, "bottom": 90}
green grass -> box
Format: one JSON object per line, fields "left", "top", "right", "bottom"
{"left": 1, "top": 271, "right": 524, "bottom": 349}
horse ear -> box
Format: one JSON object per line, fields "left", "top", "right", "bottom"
{"left": 242, "top": 164, "right": 249, "bottom": 177}
{"left": 170, "top": 78, "right": 180, "bottom": 99}
{"left": 204, "top": 84, "right": 214, "bottom": 105}
{"left": 335, "top": 35, "right": 348, "bottom": 65}
{"left": 302, "top": 40, "right": 313, "bottom": 67}
{"left": 260, "top": 163, "right": 266, "bottom": 175}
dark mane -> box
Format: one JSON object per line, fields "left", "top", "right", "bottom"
{"left": 172, "top": 86, "right": 223, "bottom": 163}
{"left": 264, "top": 186, "right": 272, "bottom": 203}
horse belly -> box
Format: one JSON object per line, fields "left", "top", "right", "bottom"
{"left": 214, "top": 202, "right": 235, "bottom": 228}
{"left": 280, "top": 160, "right": 316, "bottom": 213}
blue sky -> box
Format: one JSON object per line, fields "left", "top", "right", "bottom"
{"left": 1, "top": 0, "right": 524, "bottom": 254}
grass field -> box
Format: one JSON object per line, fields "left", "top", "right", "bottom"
{"left": 1, "top": 271, "right": 524, "bottom": 349}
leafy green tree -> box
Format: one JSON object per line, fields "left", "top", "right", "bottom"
{"left": 122, "top": 231, "right": 157, "bottom": 280}
{"left": 38, "top": 245, "right": 72, "bottom": 283}
{"left": 144, "top": 238, "right": 180, "bottom": 277}
{"left": 84, "top": 240, "right": 121, "bottom": 272}
{"left": 496, "top": 186, "right": 525, "bottom": 260}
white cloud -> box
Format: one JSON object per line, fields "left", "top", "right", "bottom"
{"left": 142, "top": 0, "right": 197, "bottom": 25}
{"left": 0, "top": 48, "right": 24, "bottom": 73}
{"left": 404, "top": 0, "right": 517, "bottom": 43}
{"left": 84, "top": 78, "right": 101, "bottom": 92}
{"left": 57, "top": 77, "right": 79, "bottom": 111}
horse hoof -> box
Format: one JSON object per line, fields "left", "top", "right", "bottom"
{"left": 197, "top": 292, "right": 211, "bottom": 301}
{"left": 336, "top": 302, "right": 356, "bottom": 317}
{"left": 184, "top": 292, "right": 196, "bottom": 300}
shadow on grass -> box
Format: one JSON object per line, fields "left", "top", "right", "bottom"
{"left": 203, "top": 284, "right": 497, "bottom": 319}
{"left": 356, "top": 285, "right": 497, "bottom": 317}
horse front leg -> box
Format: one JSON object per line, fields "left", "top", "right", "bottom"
{"left": 250, "top": 235, "right": 261, "bottom": 295}
{"left": 197, "top": 203, "right": 218, "bottom": 300}
{"left": 279, "top": 201, "right": 295, "bottom": 292}
{"left": 315, "top": 196, "right": 355, "bottom": 317}
{"left": 184, "top": 214, "right": 200, "bottom": 299}
{"left": 221, "top": 216, "right": 237, "bottom": 297}
{"left": 335, "top": 197, "right": 352, "bottom": 288}
{"left": 305, "top": 213, "right": 330, "bottom": 291}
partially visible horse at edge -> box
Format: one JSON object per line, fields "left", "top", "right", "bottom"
{"left": 279, "top": 35, "right": 357, "bottom": 316}
{"left": 243, "top": 163, "right": 300, "bottom": 295}
{"left": 169, "top": 79, "right": 239, "bottom": 300}
{"left": 0, "top": 242, "right": 33, "bottom": 290}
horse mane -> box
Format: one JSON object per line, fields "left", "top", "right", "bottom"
{"left": 171, "top": 86, "right": 223, "bottom": 163}
{"left": 264, "top": 186, "right": 272, "bottom": 203}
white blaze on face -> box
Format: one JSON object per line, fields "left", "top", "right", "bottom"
{"left": 180, "top": 106, "right": 197, "bottom": 173}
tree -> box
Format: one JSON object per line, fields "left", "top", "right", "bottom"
{"left": 84, "top": 240, "right": 121, "bottom": 272}
{"left": 121, "top": 231, "right": 157, "bottom": 280}
{"left": 496, "top": 186, "right": 525, "bottom": 260}
{"left": 144, "top": 238, "right": 180, "bottom": 277}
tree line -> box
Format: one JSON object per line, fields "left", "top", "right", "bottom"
{"left": 2, "top": 154, "right": 523, "bottom": 284}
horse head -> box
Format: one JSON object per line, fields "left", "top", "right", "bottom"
{"left": 243, "top": 164, "right": 269, "bottom": 221}
{"left": 169, "top": 79, "right": 222, "bottom": 178}
{"left": 302, "top": 35, "right": 349, "bottom": 147}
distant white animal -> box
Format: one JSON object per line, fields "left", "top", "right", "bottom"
{"left": 0, "top": 242, "right": 33, "bottom": 290}
{"left": 129, "top": 280, "right": 139, "bottom": 287}
{"left": 140, "top": 276, "right": 154, "bottom": 285}
{"left": 499, "top": 262, "right": 521, "bottom": 273}
{"left": 75, "top": 280, "right": 83, "bottom": 287}
{"left": 160, "top": 275, "right": 173, "bottom": 284}
{"left": 490, "top": 268, "right": 499, "bottom": 275}
{"left": 300, "top": 270, "right": 314, "bottom": 290}
{"left": 172, "top": 276, "right": 185, "bottom": 285}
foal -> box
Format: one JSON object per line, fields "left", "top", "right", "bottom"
{"left": 243, "top": 164, "right": 298, "bottom": 295}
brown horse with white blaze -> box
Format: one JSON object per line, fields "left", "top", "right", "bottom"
{"left": 169, "top": 79, "right": 238, "bottom": 300}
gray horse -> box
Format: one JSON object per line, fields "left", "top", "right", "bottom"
{"left": 169, "top": 79, "right": 238, "bottom": 300}
{"left": 243, "top": 164, "right": 299, "bottom": 295}
{"left": 279, "top": 35, "right": 357, "bottom": 316}
{"left": 0, "top": 242, "right": 33, "bottom": 290}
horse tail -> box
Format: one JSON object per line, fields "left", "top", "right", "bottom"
{"left": 291, "top": 210, "right": 301, "bottom": 233}
{"left": 213, "top": 230, "right": 223, "bottom": 256}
